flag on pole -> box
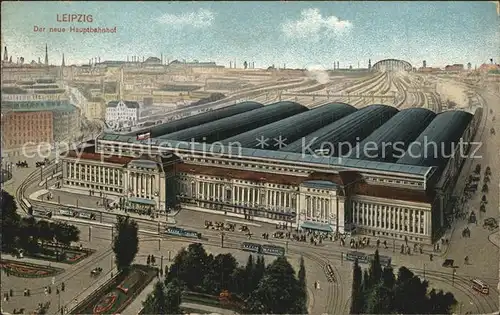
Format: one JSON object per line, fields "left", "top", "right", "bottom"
{"left": 136, "top": 131, "right": 151, "bottom": 140}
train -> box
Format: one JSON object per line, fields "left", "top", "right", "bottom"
{"left": 345, "top": 251, "right": 392, "bottom": 266}
{"left": 29, "top": 204, "right": 96, "bottom": 221}
{"left": 165, "top": 226, "right": 202, "bottom": 239}
{"left": 240, "top": 242, "right": 285, "bottom": 256}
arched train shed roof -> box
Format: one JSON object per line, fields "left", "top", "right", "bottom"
{"left": 372, "top": 59, "right": 412, "bottom": 72}
{"left": 348, "top": 108, "right": 436, "bottom": 163}
{"left": 280, "top": 104, "right": 399, "bottom": 156}
{"left": 143, "top": 101, "right": 263, "bottom": 138}
{"left": 220, "top": 102, "right": 357, "bottom": 150}
{"left": 397, "top": 110, "right": 473, "bottom": 168}
{"left": 158, "top": 101, "right": 307, "bottom": 143}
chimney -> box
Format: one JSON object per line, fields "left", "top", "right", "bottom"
{"left": 127, "top": 56, "right": 129, "bottom": 62}
{"left": 230, "top": 61, "right": 232, "bottom": 68}
{"left": 44, "top": 43, "right": 49, "bottom": 65}
{"left": 62, "top": 53, "right": 65, "bottom": 67}
{"left": 3, "top": 46, "right": 7, "bottom": 61}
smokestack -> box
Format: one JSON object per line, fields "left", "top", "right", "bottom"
{"left": 234, "top": 60, "right": 236, "bottom": 68}
{"left": 99, "top": 57, "right": 101, "bottom": 63}
{"left": 127, "top": 56, "right": 129, "bottom": 62}
{"left": 161, "top": 53, "right": 163, "bottom": 64}
{"left": 230, "top": 61, "right": 232, "bottom": 68}
{"left": 284, "top": 63, "right": 286, "bottom": 69}
{"left": 143, "top": 56, "right": 145, "bottom": 62}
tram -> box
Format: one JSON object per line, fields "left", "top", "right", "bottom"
{"left": 165, "top": 226, "right": 202, "bottom": 239}
{"left": 240, "top": 242, "right": 285, "bottom": 256}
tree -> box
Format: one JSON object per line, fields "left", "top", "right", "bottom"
{"left": 18, "top": 217, "right": 39, "bottom": 253}
{"left": 369, "top": 250, "right": 383, "bottom": 286}
{"left": 164, "top": 279, "right": 182, "bottom": 314}
{"left": 350, "top": 259, "right": 363, "bottom": 314}
{"left": 112, "top": 215, "right": 139, "bottom": 273}
{"left": 143, "top": 281, "right": 169, "bottom": 314}
{"left": 0, "top": 190, "right": 21, "bottom": 251}
{"left": 381, "top": 266, "right": 395, "bottom": 289}
{"left": 393, "top": 267, "right": 432, "bottom": 314}
{"left": 53, "top": 222, "right": 80, "bottom": 247}
{"left": 361, "top": 269, "right": 370, "bottom": 295}
{"left": 297, "top": 256, "right": 306, "bottom": 295}
{"left": 143, "top": 280, "right": 182, "bottom": 315}
{"left": 36, "top": 220, "right": 54, "bottom": 246}
{"left": 365, "top": 283, "right": 394, "bottom": 314}
{"left": 247, "top": 256, "right": 305, "bottom": 314}
{"left": 202, "top": 253, "right": 237, "bottom": 294}
{"left": 167, "top": 243, "right": 211, "bottom": 290}
{"left": 427, "top": 289, "right": 457, "bottom": 314}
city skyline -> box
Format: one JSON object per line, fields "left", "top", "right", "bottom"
{"left": 1, "top": 1, "right": 499, "bottom": 68}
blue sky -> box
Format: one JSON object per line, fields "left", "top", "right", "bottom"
{"left": 1, "top": 1, "right": 498, "bottom": 68}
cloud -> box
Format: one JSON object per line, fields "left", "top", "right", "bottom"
{"left": 156, "top": 9, "right": 215, "bottom": 28}
{"left": 282, "top": 8, "right": 352, "bottom": 41}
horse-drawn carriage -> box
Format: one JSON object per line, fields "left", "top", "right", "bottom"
{"left": 16, "top": 161, "right": 28, "bottom": 168}
{"left": 90, "top": 267, "right": 103, "bottom": 276}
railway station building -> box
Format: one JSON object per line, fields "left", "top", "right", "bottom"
{"left": 59, "top": 101, "right": 482, "bottom": 244}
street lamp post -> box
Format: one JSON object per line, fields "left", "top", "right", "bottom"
{"left": 452, "top": 267, "right": 456, "bottom": 286}
{"left": 88, "top": 226, "right": 92, "bottom": 242}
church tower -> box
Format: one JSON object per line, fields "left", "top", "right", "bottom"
{"left": 44, "top": 44, "right": 49, "bottom": 66}
{"left": 62, "top": 53, "right": 65, "bottom": 67}
{"left": 368, "top": 59, "right": 372, "bottom": 70}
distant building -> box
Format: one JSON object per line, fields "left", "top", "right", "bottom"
{"left": 478, "top": 63, "right": 500, "bottom": 72}
{"left": 418, "top": 67, "right": 441, "bottom": 73}
{"left": 444, "top": 64, "right": 464, "bottom": 72}
{"left": 423, "top": 60, "right": 427, "bottom": 68}
{"left": 86, "top": 98, "right": 106, "bottom": 120}
{"left": 1, "top": 100, "right": 80, "bottom": 149}
{"left": 105, "top": 100, "right": 140, "bottom": 128}
{"left": 467, "top": 62, "right": 472, "bottom": 71}
{"left": 1, "top": 110, "right": 53, "bottom": 149}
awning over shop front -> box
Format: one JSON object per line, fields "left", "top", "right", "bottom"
{"left": 300, "top": 221, "right": 333, "bottom": 232}
{"left": 128, "top": 197, "right": 156, "bottom": 206}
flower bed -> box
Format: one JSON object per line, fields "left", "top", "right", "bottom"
{"left": 70, "top": 265, "right": 157, "bottom": 315}
{"left": 0, "top": 259, "right": 64, "bottom": 278}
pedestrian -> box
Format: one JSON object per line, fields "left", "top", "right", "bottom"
{"left": 61, "top": 282, "right": 65, "bottom": 291}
